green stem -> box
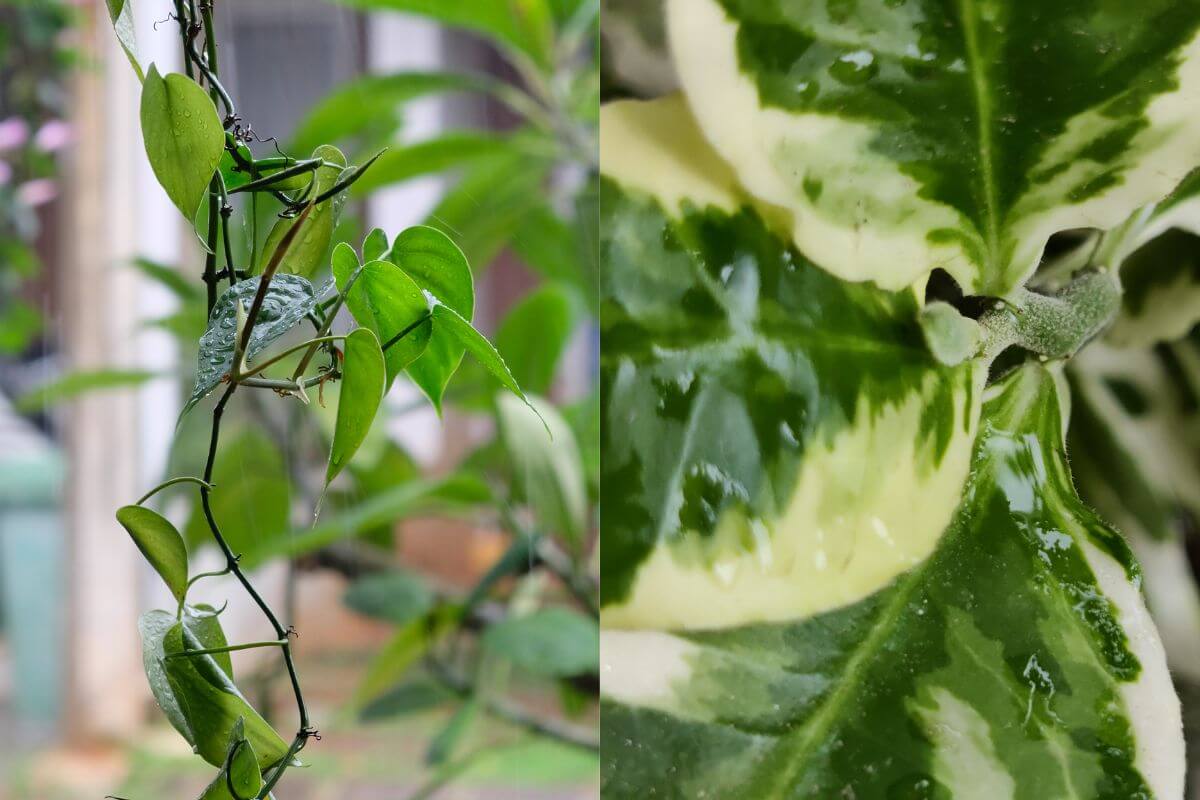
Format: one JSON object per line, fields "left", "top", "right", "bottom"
{"left": 239, "top": 336, "right": 345, "bottom": 381}
{"left": 137, "top": 476, "right": 214, "bottom": 506}
{"left": 164, "top": 639, "right": 289, "bottom": 660}
{"left": 176, "top": 567, "right": 233, "bottom": 619}
{"left": 382, "top": 311, "right": 432, "bottom": 353}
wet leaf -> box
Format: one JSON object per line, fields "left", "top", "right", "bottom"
{"left": 140, "top": 66, "right": 224, "bottom": 222}
{"left": 258, "top": 145, "right": 349, "bottom": 278}
{"left": 326, "top": 328, "right": 386, "bottom": 486}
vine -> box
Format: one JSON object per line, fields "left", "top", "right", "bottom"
{"left": 104, "top": 1, "right": 536, "bottom": 797}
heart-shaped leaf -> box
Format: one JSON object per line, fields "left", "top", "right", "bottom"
{"left": 185, "top": 275, "right": 322, "bottom": 413}
{"left": 362, "top": 228, "right": 390, "bottom": 263}
{"left": 116, "top": 505, "right": 189, "bottom": 602}
{"left": 333, "top": 248, "right": 431, "bottom": 386}
{"left": 140, "top": 66, "right": 224, "bottom": 222}
{"left": 326, "top": 327, "right": 386, "bottom": 486}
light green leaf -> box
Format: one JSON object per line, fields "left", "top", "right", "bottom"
{"left": 602, "top": 366, "right": 1181, "bottom": 797}
{"left": 426, "top": 699, "right": 479, "bottom": 766}
{"left": 105, "top": 0, "right": 144, "bottom": 82}
{"left": 185, "top": 275, "right": 322, "bottom": 413}
{"left": 258, "top": 146, "right": 349, "bottom": 278}
{"left": 225, "top": 720, "right": 263, "bottom": 800}
{"left": 360, "top": 681, "right": 452, "bottom": 722}
{"left": 352, "top": 609, "right": 457, "bottom": 710}
{"left": 483, "top": 608, "right": 598, "bottom": 677}
{"left": 326, "top": 328, "right": 386, "bottom": 486}
{"left": 116, "top": 505, "right": 189, "bottom": 602}
{"left": 663, "top": 0, "right": 1200, "bottom": 295}
{"left": 140, "top": 66, "right": 224, "bottom": 222}
{"left": 333, "top": 255, "right": 431, "bottom": 386}
{"left": 349, "top": 133, "right": 505, "bottom": 196}
{"left": 497, "top": 393, "right": 587, "bottom": 544}
{"left": 133, "top": 257, "right": 201, "bottom": 301}
{"left": 431, "top": 303, "right": 526, "bottom": 403}
{"left": 343, "top": 570, "right": 434, "bottom": 626}
{"left": 16, "top": 368, "right": 158, "bottom": 412}
{"left": 161, "top": 623, "right": 290, "bottom": 770}
{"left": 361, "top": 228, "right": 389, "bottom": 263}
{"left": 389, "top": 226, "right": 474, "bottom": 410}
{"left": 494, "top": 284, "right": 583, "bottom": 396}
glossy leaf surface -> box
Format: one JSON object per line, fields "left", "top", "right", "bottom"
{"left": 431, "top": 303, "right": 527, "bottom": 404}
{"left": 326, "top": 328, "right": 386, "bottom": 486}
{"left": 667, "top": 0, "right": 1200, "bottom": 295}
{"left": 140, "top": 67, "right": 224, "bottom": 222}
{"left": 186, "top": 275, "right": 322, "bottom": 411}
{"left": 116, "top": 505, "right": 189, "bottom": 602}
{"left": 602, "top": 366, "right": 1181, "bottom": 798}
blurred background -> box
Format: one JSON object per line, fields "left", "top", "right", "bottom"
{"left": 0, "top": 0, "right": 598, "bottom": 797}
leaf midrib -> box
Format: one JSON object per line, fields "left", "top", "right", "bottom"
{"left": 956, "top": 0, "right": 1002, "bottom": 269}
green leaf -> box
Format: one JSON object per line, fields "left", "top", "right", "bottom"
{"left": 664, "top": 0, "right": 1200, "bottom": 296}
{"left": 360, "top": 681, "right": 452, "bottom": 722}
{"left": 482, "top": 608, "right": 598, "bottom": 677}
{"left": 140, "top": 66, "right": 224, "bottom": 222}
{"left": 494, "top": 284, "right": 583, "bottom": 396}
{"left": 185, "top": 274, "right": 322, "bottom": 413}
{"left": 343, "top": 570, "right": 434, "bottom": 626}
{"left": 133, "top": 257, "right": 202, "bottom": 301}
{"left": 431, "top": 303, "right": 526, "bottom": 403}
{"left": 361, "top": 228, "right": 389, "bottom": 263}
{"left": 329, "top": 0, "right": 555, "bottom": 66}
{"left": 333, "top": 250, "right": 432, "bottom": 386}
{"left": 599, "top": 97, "right": 981, "bottom": 617}
{"left": 105, "top": 0, "right": 143, "bottom": 82}
{"left": 352, "top": 609, "right": 457, "bottom": 710}
{"left": 426, "top": 699, "right": 479, "bottom": 766}
{"left": 161, "top": 623, "right": 290, "bottom": 770}
{"left": 16, "top": 368, "right": 158, "bottom": 412}
{"left": 258, "top": 146, "right": 349, "bottom": 278}
{"left": 116, "top": 505, "right": 189, "bottom": 602}
{"left": 184, "top": 427, "right": 290, "bottom": 558}
{"left": 291, "top": 72, "right": 493, "bottom": 155}
{"left": 602, "top": 366, "right": 1181, "bottom": 797}
{"left": 497, "top": 394, "right": 587, "bottom": 544}
{"left": 389, "top": 226, "right": 474, "bottom": 410}
{"left": 138, "top": 607, "right": 237, "bottom": 748}
{"left": 326, "top": 328, "right": 386, "bottom": 486}
{"left": 349, "top": 133, "right": 505, "bottom": 196}
{"left": 225, "top": 720, "right": 263, "bottom": 800}
{"left": 461, "top": 533, "right": 539, "bottom": 617}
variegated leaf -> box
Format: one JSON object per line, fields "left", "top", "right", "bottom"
{"left": 600, "top": 97, "right": 981, "bottom": 627}
{"left": 667, "top": 0, "right": 1200, "bottom": 296}
{"left": 602, "top": 0, "right": 677, "bottom": 96}
{"left": 602, "top": 365, "right": 1181, "bottom": 798}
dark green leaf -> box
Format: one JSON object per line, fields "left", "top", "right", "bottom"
{"left": 461, "top": 533, "right": 539, "bottom": 616}
{"left": 482, "top": 608, "right": 598, "bottom": 677}
{"left": 16, "top": 368, "right": 158, "bottom": 412}
{"left": 343, "top": 570, "right": 434, "bottom": 625}
{"left": 360, "top": 680, "right": 452, "bottom": 722}
{"left": 426, "top": 699, "right": 479, "bottom": 766}
{"left": 497, "top": 394, "right": 587, "bottom": 544}
{"left": 140, "top": 66, "right": 224, "bottom": 222}
{"left": 333, "top": 250, "right": 431, "bottom": 386}
{"left": 258, "top": 146, "right": 349, "bottom": 278}
{"left": 105, "top": 0, "right": 143, "bottom": 81}
{"left": 494, "top": 283, "right": 583, "bottom": 396}
{"left": 185, "top": 275, "right": 322, "bottom": 413}
{"left": 326, "top": 328, "right": 386, "bottom": 486}
{"left": 116, "top": 505, "right": 189, "bottom": 602}
{"left": 161, "top": 623, "right": 290, "bottom": 770}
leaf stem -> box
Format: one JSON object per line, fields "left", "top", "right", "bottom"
{"left": 136, "top": 476, "right": 214, "bottom": 506}
{"left": 239, "top": 336, "right": 345, "bottom": 381}
{"left": 382, "top": 311, "right": 432, "bottom": 353}
{"left": 165, "top": 638, "right": 289, "bottom": 660}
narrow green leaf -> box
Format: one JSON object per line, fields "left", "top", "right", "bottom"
{"left": 426, "top": 699, "right": 479, "bottom": 766}
{"left": 16, "top": 368, "right": 158, "bottom": 412}
{"left": 161, "top": 623, "right": 290, "bottom": 770}
{"left": 133, "top": 257, "right": 201, "bottom": 301}
{"left": 326, "top": 328, "right": 386, "bottom": 485}
{"left": 333, "top": 256, "right": 431, "bottom": 386}
{"left": 140, "top": 66, "right": 224, "bottom": 222}
{"left": 461, "top": 533, "right": 539, "bottom": 617}
{"left": 349, "top": 133, "right": 503, "bottom": 196}
{"left": 116, "top": 505, "right": 189, "bottom": 602}
{"left": 431, "top": 302, "right": 527, "bottom": 403}
{"left": 258, "top": 145, "right": 348, "bottom": 277}
{"left": 352, "top": 609, "right": 456, "bottom": 710}
{"left": 360, "top": 681, "right": 451, "bottom": 722}
{"left": 343, "top": 570, "right": 434, "bottom": 626}
{"left": 105, "top": 0, "right": 144, "bottom": 82}
{"left": 497, "top": 394, "right": 587, "bottom": 544}
{"left": 482, "top": 608, "right": 598, "bottom": 677}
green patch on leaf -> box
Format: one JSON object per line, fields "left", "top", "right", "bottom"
{"left": 140, "top": 66, "right": 224, "bottom": 222}
{"left": 116, "top": 505, "right": 189, "bottom": 602}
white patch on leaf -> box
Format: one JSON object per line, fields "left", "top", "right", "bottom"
{"left": 912, "top": 688, "right": 1016, "bottom": 800}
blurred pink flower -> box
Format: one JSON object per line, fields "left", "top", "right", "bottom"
{"left": 0, "top": 162, "right": 11, "bottom": 187}
{"left": 0, "top": 118, "right": 30, "bottom": 151}
{"left": 34, "top": 120, "right": 72, "bottom": 153}
{"left": 16, "top": 179, "right": 57, "bottom": 208}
